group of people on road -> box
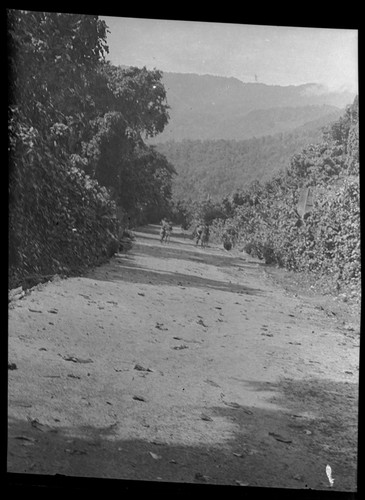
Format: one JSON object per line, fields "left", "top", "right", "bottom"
{"left": 159, "top": 219, "right": 173, "bottom": 244}
{"left": 159, "top": 219, "right": 237, "bottom": 251}
{"left": 194, "top": 223, "right": 210, "bottom": 248}
{"left": 159, "top": 219, "right": 210, "bottom": 248}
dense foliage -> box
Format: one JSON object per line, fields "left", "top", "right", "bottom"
{"left": 8, "top": 10, "right": 359, "bottom": 303}
{"left": 207, "top": 98, "right": 360, "bottom": 300}
{"left": 8, "top": 10, "right": 172, "bottom": 288}
{"left": 156, "top": 114, "right": 342, "bottom": 202}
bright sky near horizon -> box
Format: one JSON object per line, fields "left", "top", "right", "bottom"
{"left": 100, "top": 16, "right": 358, "bottom": 92}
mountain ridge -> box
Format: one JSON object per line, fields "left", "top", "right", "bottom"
{"left": 148, "top": 71, "right": 355, "bottom": 142}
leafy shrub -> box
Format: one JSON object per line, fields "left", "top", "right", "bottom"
{"left": 212, "top": 98, "right": 360, "bottom": 301}
{"left": 8, "top": 135, "right": 119, "bottom": 288}
{"left": 8, "top": 11, "right": 173, "bottom": 289}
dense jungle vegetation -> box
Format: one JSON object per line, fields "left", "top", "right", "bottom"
{"left": 8, "top": 10, "right": 174, "bottom": 288}
{"left": 156, "top": 112, "right": 342, "bottom": 201}
{"left": 179, "top": 98, "right": 360, "bottom": 302}
{"left": 8, "top": 10, "right": 360, "bottom": 304}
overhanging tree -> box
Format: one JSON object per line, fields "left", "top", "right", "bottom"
{"left": 8, "top": 10, "right": 118, "bottom": 284}
{"left": 79, "top": 62, "right": 172, "bottom": 220}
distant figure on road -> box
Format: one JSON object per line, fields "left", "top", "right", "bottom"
{"left": 160, "top": 218, "right": 168, "bottom": 243}
{"left": 222, "top": 231, "right": 232, "bottom": 251}
{"left": 201, "top": 225, "right": 210, "bottom": 248}
{"left": 195, "top": 223, "right": 209, "bottom": 248}
{"left": 195, "top": 223, "right": 204, "bottom": 246}
{"left": 165, "top": 222, "right": 173, "bottom": 243}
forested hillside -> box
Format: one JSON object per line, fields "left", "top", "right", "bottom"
{"left": 206, "top": 97, "right": 360, "bottom": 300}
{"left": 8, "top": 11, "right": 359, "bottom": 301}
{"left": 150, "top": 72, "right": 354, "bottom": 142}
{"left": 156, "top": 115, "right": 341, "bottom": 202}
{"left": 8, "top": 11, "right": 173, "bottom": 289}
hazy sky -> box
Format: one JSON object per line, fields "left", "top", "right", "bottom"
{"left": 101, "top": 16, "right": 358, "bottom": 92}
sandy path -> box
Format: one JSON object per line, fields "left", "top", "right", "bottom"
{"left": 8, "top": 225, "right": 359, "bottom": 490}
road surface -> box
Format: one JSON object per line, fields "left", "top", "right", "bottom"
{"left": 8, "top": 225, "right": 359, "bottom": 491}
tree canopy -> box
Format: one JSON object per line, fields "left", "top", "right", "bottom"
{"left": 155, "top": 119, "right": 338, "bottom": 203}
{"left": 8, "top": 10, "right": 173, "bottom": 287}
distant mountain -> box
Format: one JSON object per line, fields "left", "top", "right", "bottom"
{"left": 155, "top": 114, "right": 343, "bottom": 202}
{"left": 149, "top": 72, "right": 355, "bottom": 142}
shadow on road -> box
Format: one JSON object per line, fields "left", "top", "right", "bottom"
{"left": 86, "top": 225, "right": 265, "bottom": 296}
{"left": 88, "top": 254, "right": 263, "bottom": 296}
{"left": 7, "top": 377, "right": 358, "bottom": 491}
{"left": 134, "top": 225, "right": 264, "bottom": 267}
{"left": 133, "top": 241, "right": 258, "bottom": 270}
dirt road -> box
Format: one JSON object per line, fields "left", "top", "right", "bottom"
{"left": 8, "top": 225, "right": 360, "bottom": 491}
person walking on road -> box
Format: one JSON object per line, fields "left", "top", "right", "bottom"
{"left": 160, "top": 218, "right": 168, "bottom": 243}
{"left": 165, "top": 222, "right": 173, "bottom": 243}
{"left": 195, "top": 223, "right": 204, "bottom": 246}
{"left": 201, "top": 225, "right": 210, "bottom": 248}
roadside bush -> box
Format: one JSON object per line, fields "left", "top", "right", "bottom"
{"left": 8, "top": 136, "right": 119, "bottom": 289}
{"left": 215, "top": 97, "right": 360, "bottom": 301}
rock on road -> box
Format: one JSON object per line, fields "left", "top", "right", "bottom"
{"left": 8, "top": 225, "right": 359, "bottom": 490}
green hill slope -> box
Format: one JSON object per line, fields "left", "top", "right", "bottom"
{"left": 155, "top": 114, "right": 341, "bottom": 202}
